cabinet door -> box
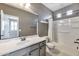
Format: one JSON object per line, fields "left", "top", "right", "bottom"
{"left": 40, "top": 46, "right": 46, "bottom": 56}
{"left": 40, "top": 41, "right": 46, "bottom": 56}
{"left": 29, "top": 48, "right": 39, "bottom": 56}
{"left": 29, "top": 43, "right": 40, "bottom": 56}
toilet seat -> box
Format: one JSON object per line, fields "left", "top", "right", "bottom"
{"left": 46, "top": 42, "right": 57, "bottom": 49}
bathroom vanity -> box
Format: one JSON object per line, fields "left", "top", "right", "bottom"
{"left": 0, "top": 10, "right": 47, "bottom": 56}
{"left": 0, "top": 36, "right": 47, "bottom": 56}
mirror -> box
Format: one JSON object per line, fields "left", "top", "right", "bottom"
{"left": 1, "top": 10, "right": 19, "bottom": 39}
{"left": 0, "top": 10, "right": 38, "bottom": 40}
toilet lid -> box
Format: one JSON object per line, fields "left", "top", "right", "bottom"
{"left": 46, "top": 43, "right": 55, "bottom": 48}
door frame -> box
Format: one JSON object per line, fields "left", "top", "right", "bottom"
{"left": 1, "top": 10, "right": 5, "bottom": 39}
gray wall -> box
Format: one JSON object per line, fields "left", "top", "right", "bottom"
{"left": 31, "top": 3, "right": 53, "bottom": 36}
{"left": 0, "top": 3, "right": 38, "bottom": 37}
{"left": 54, "top": 3, "right": 79, "bottom": 21}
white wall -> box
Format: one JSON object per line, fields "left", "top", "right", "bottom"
{"left": 55, "top": 16, "right": 79, "bottom": 55}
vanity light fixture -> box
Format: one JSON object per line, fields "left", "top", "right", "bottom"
{"left": 19, "top": 3, "right": 24, "bottom": 7}
{"left": 19, "top": 3, "right": 31, "bottom": 8}
{"left": 66, "top": 10, "right": 73, "bottom": 16}
{"left": 25, "top": 3, "right": 31, "bottom": 8}
{"left": 56, "top": 13, "right": 62, "bottom": 18}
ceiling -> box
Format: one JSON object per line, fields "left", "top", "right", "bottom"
{"left": 5, "top": 3, "right": 38, "bottom": 15}
{"left": 5, "top": 3, "right": 72, "bottom": 15}
{"left": 43, "top": 3, "right": 72, "bottom": 11}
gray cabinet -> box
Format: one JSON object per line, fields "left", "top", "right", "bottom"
{"left": 4, "top": 47, "right": 30, "bottom": 56}
{"left": 29, "top": 48, "right": 39, "bottom": 56}
{"left": 29, "top": 43, "right": 40, "bottom": 56}
{"left": 4, "top": 40, "right": 46, "bottom": 56}
{"left": 40, "top": 41, "right": 46, "bottom": 56}
{"left": 40, "top": 46, "right": 46, "bottom": 56}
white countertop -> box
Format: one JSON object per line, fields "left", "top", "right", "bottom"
{"left": 0, "top": 35, "right": 47, "bottom": 56}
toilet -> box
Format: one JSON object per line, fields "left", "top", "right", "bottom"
{"left": 46, "top": 42, "right": 57, "bottom": 55}
{"left": 46, "top": 42, "right": 56, "bottom": 49}
{"left": 45, "top": 37, "right": 58, "bottom": 55}
{"left": 46, "top": 38, "right": 56, "bottom": 49}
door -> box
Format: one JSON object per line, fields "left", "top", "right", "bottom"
{"left": 7, "top": 15, "right": 19, "bottom": 38}
{"left": 1, "top": 10, "right": 19, "bottom": 39}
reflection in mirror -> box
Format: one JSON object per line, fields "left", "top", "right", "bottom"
{"left": 0, "top": 10, "right": 38, "bottom": 40}
{"left": 1, "top": 14, "right": 19, "bottom": 39}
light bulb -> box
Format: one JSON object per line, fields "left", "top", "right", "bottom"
{"left": 19, "top": 3, "right": 24, "bottom": 7}
{"left": 66, "top": 10, "right": 73, "bottom": 15}
{"left": 25, "top": 3, "right": 31, "bottom": 8}
{"left": 56, "top": 13, "right": 62, "bottom": 18}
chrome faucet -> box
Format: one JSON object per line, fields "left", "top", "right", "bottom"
{"left": 20, "top": 37, "right": 26, "bottom": 41}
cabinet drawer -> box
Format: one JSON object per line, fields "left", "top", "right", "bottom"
{"left": 40, "top": 41, "right": 46, "bottom": 46}
{"left": 4, "top": 47, "right": 29, "bottom": 56}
